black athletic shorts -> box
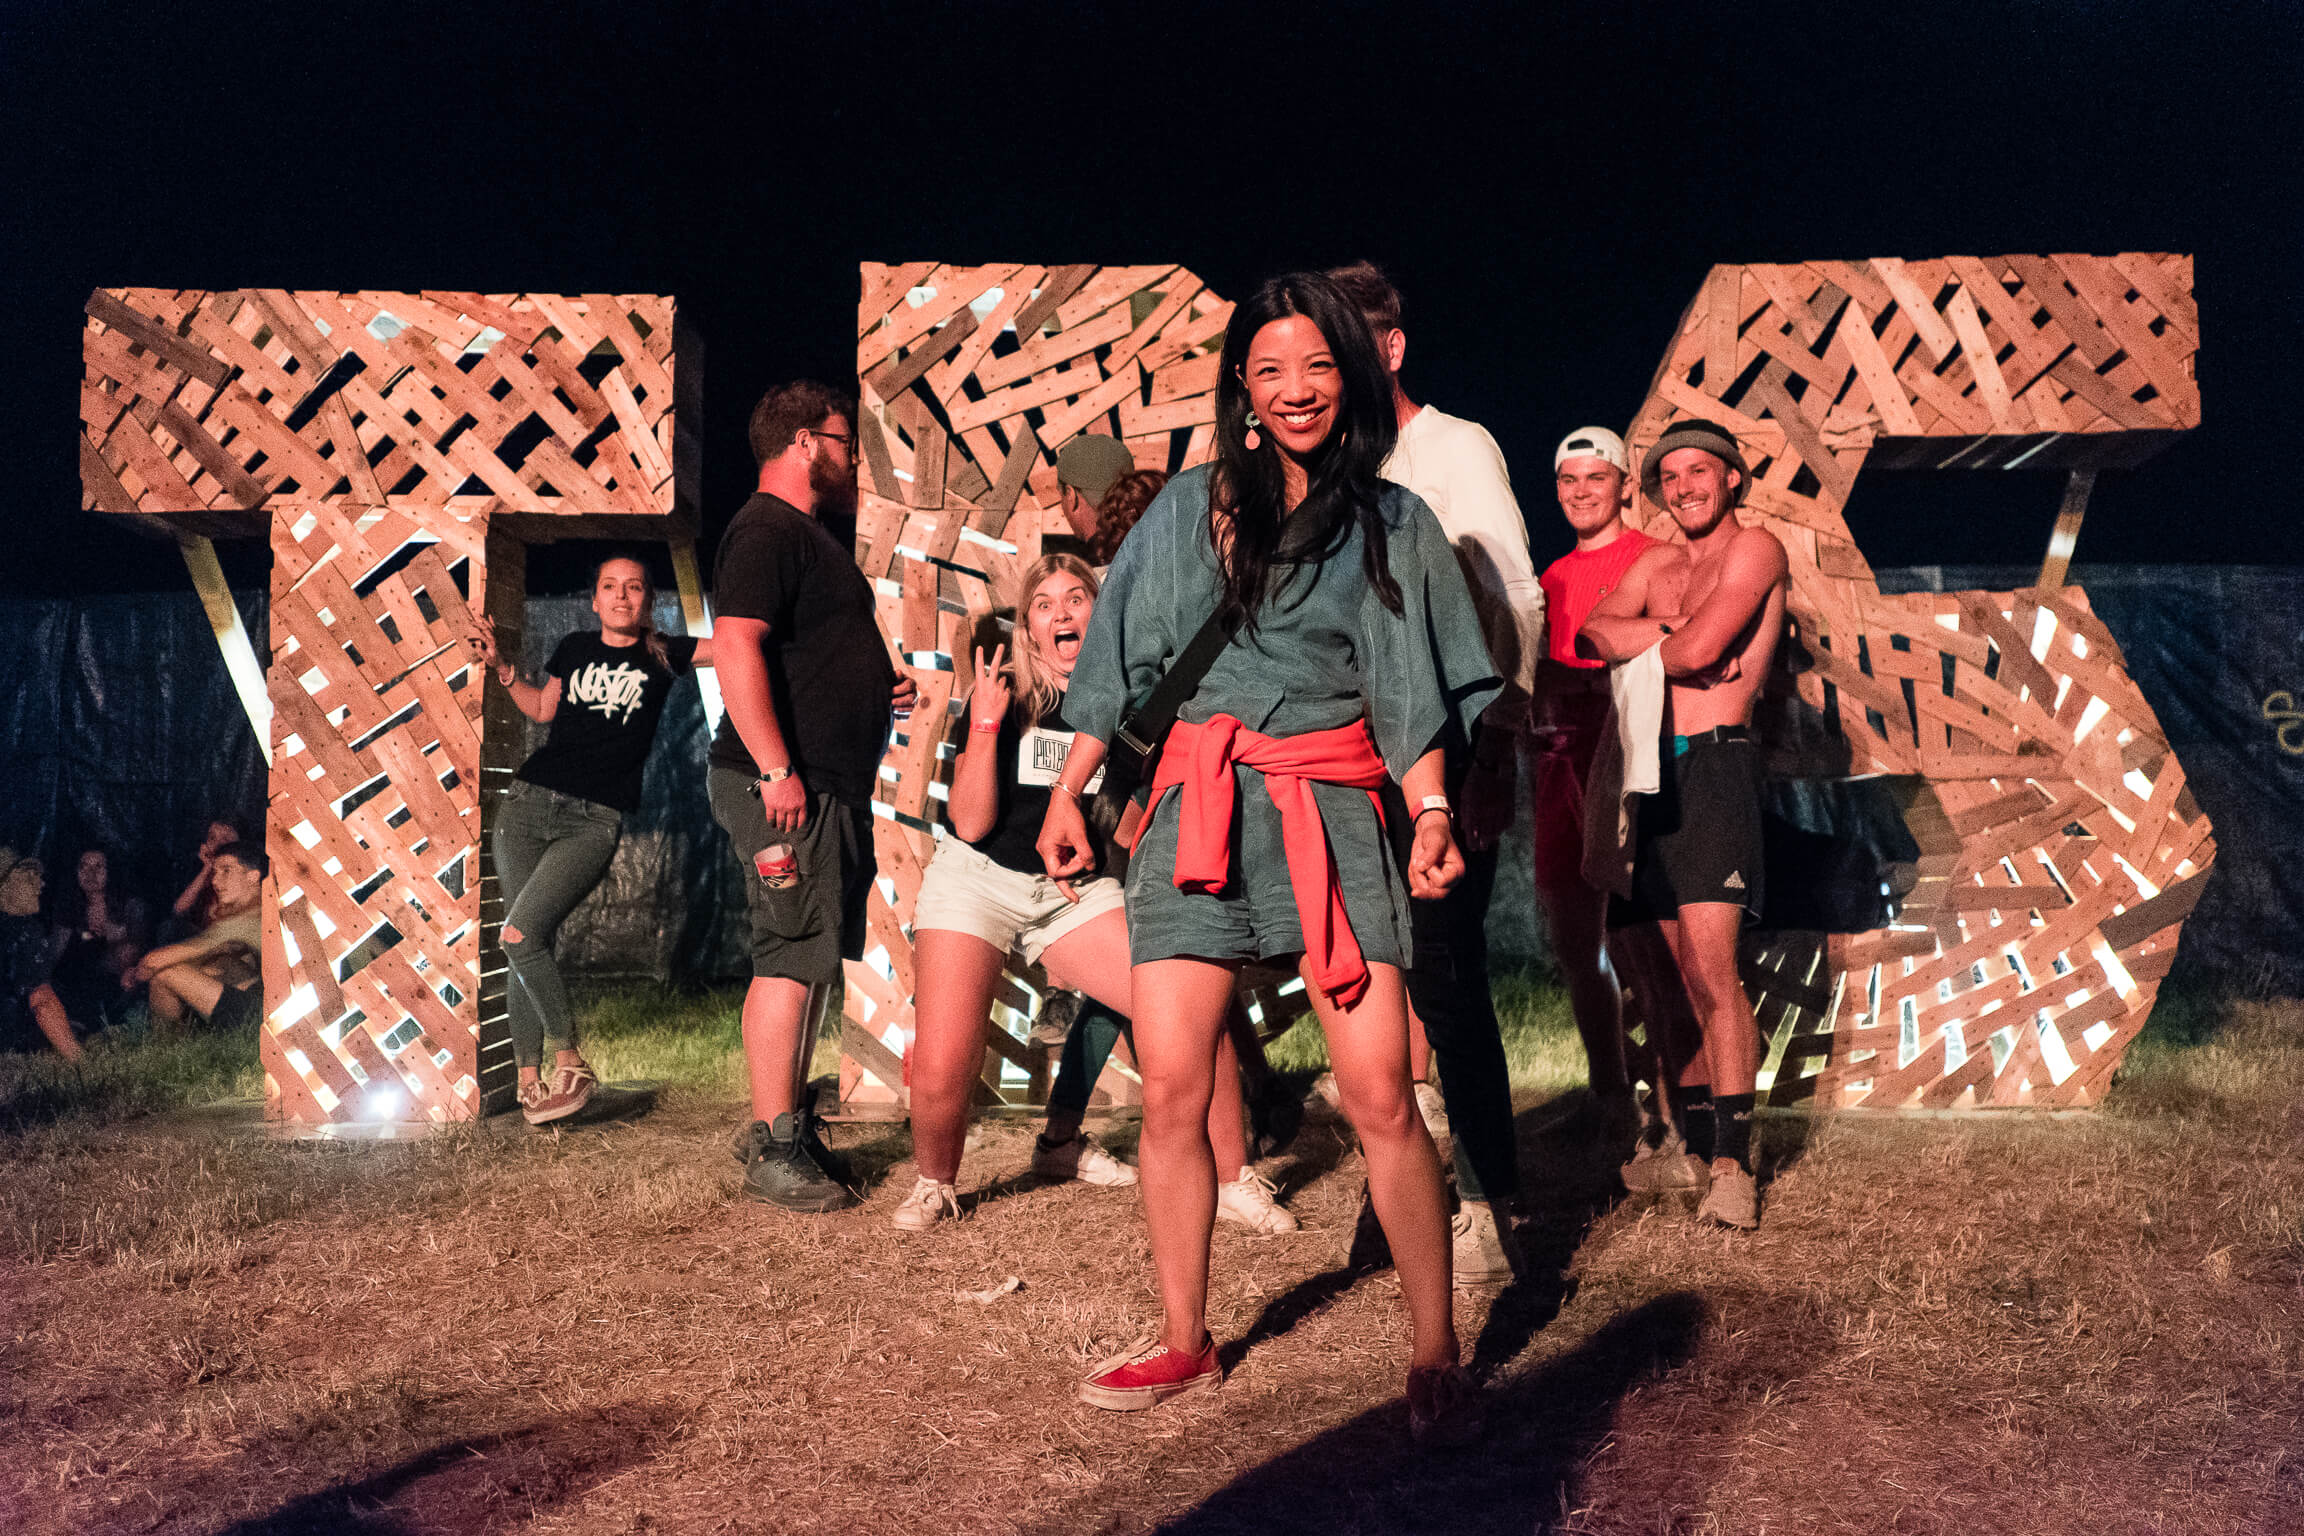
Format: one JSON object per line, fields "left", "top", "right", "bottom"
{"left": 209, "top": 981, "right": 262, "bottom": 1033}
{"left": 1608, "top": 732, "right": 1764, "bottom": 926}
{"left": 708, "top": 765, "right": 875, "bottom": 988}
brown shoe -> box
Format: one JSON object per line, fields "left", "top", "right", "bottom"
{"left": 1622, "top": 1132, "right": 1709, "bottom": 1194}
{"left": 524, "top": 1061, "right": 597, "bottom": 1125}
{"left": 1407, "top": 1364, "right": 1486, "bottom": 1448}
{"left": 1696, "top": 1158, "right": 1759, "bottom": 1229}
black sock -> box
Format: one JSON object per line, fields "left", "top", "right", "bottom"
{"left": 1714, "top": 1092, "right": 1756, "bottom": 1171}
{"left": 1679, "top": 1088, "right": 1715, "bottom": 1162}
{"left": 1635, "top": 1086, "right": 1666, "bottom": 1149}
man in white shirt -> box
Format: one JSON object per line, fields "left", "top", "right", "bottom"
{"left": 1330, "top": 261, "right": 1545, "bottom": 1285}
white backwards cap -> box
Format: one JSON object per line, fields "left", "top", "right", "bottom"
{"left": 1553, "top": 426, "right": 1629, "bottom": 472}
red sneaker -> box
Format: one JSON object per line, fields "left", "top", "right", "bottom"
{"left": 523, "top": 1061, "right": 597, "bottom": 1126}
{"left": 1076, "top": 1334, "right": 1222, "bottom": 1411}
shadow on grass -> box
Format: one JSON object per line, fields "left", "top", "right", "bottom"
{"left": 0, "top": 1029, "right": 258, "bottom": 1134}
{"left": 1154, "top": 1292, "right": 1707, "bottom": 1536}
{"left": 1213, "top": 1089, "right": 1626, "bottom": 1377}
{"left": 211, "top": 1402, "right": 679, "bottom": 1535}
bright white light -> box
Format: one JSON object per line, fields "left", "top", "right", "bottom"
{"left": 2030, "top": 608, "right": 2058, "bottom": 660}
{"left": 2093, "top": 941, "right": 2140, "bottom": 1001}
{"left": 2073, "top": 696, "right": 2112, "bottom": 742}
{"left": 366, "top": 1089, "right": 402, "bottom": 1120}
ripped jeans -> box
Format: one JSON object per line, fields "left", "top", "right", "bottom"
{"left": 492, "top": 781, "right": 621, "bottom": 1069}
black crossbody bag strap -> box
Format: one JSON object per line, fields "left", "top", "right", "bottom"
{"left": 1111, "top": 603, "right": 1241, "bottom": 766}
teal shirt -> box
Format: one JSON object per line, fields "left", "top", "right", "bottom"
{"left": 1067, "top": 465, "right": 1502, "bottom": 967}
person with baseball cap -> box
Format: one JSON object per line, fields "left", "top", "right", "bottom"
{"left": 1577, "top": 418, "right": 1789, "bottom": 1229}
{"left": 1053, "top": 434, "right": 1141, "bottom": 556}
{"left": 1532, "top": 431, "right": 1658, "bottom": 1131}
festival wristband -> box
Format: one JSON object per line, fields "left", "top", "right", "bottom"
{"left": 970, "top": 720, "right": 1001, "bottom": 734}
{"left": 1416, "top": 795, "right": 1452, "bottom": 822}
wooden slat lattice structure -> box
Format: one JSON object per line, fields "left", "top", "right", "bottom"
{"left": 842, "top": 262, "right": 1311, "bottom": 1115}
{"left": 1623, "top": 253, "right": 2210, "bottom": 1109}
{"left": 81, "top": 289, "right": 692, "bottom": 1123}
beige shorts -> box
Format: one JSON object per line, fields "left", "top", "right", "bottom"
{"left": 913, "top": 838, "right": 1126, "bottom": 967}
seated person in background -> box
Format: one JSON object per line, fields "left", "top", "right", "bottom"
{"left": 128, "top": 842, "right": 265, "bottom": 1036}
{"left": 0, "top": 850, "right": 82, "bottom": 1061}
{"left": 51, "top": 849, "right": 148, "bottom": 1035}
{"left": 894, "top": 553, "right": 1292, "bottom": 1235}
{"left": 163, "top": 819, "right": 242, "bottom": 943}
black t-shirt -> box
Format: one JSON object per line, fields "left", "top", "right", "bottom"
{"left": 516, "top": 631, "right": 698, "bottom": 813}
{"left": 707, "top": 493, "right": 897, "bottom": 806}
{"left": 970, "top": 695, "right": 1106, "bottom": 874}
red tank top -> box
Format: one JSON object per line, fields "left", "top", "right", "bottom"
{"left": 1540, "top": 530, "right": 1658, "bottom": 667}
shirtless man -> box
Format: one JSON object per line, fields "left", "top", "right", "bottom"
{"left": 1579, "top": 418, "right": 1788, "bottom": 1228}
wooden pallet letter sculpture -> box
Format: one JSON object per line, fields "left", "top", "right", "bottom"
{"left": 1622, "top": 254, "right": 2208, "bottom": 1109}
{"left": 81, "top": 289, "right": 694, "bottom": 1123}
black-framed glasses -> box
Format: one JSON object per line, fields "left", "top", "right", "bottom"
{"left": 807, "top": 427, "right": 856, "bottom": 452}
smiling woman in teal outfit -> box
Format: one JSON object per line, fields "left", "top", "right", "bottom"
{"left": 1038, "top": 272, "right": 1500, "bottom": 1442}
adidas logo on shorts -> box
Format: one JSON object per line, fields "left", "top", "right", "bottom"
{"left": 1723, "top": 871, "right": 1746, "bottom": 890}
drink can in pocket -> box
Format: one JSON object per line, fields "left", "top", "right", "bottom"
{"left": 755, "top": 844, "right": 800, "bottom": 889}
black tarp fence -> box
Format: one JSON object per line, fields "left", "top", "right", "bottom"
{"left": 4, "top": 567, "right": 2298, "bottom": 992}
{"left": 0, "top": 590, "right": 268, "bottom": 912}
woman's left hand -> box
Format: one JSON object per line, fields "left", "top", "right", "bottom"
{"left": 1407, "top": 809, "right": 1464, "bottom": 900}
{"left": 967, "top": 644, "right": 1010, "bottom": 731}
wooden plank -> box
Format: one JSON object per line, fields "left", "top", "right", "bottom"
{"left": 85, "top": 289, "right": 232, "bottom": 388}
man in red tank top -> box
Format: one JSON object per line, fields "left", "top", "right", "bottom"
{"left": 1529, "top": 429, "right": 1685, "bottom": 1163}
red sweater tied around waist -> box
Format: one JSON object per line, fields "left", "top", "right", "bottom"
{"left": 1144, "top": 714, "right": 1391, "bottom": 1007}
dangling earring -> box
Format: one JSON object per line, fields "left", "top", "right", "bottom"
{"left": 1243, "top": 410, "right": 1262, "bottom": 451}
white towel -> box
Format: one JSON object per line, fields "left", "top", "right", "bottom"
{"left": 1581, "top": 641, "right": 1666, "bottom": 898}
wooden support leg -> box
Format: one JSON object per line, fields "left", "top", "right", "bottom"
{"left": 179, "top": 533, "right": 272, "bottom": 766}
{"left": 668, "top": 537, "right": 721, "bottom": 727}
{"left": 2038, "top": 468, "right": 2097, "bottom": 590}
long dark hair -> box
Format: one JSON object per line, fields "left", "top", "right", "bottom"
{"left": 1210, "top": 272, "right": 1403, "bottom": 631}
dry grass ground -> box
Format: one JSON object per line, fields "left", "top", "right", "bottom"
{"left": 1, "top": 978, "right": 2299, "bottom": 1535}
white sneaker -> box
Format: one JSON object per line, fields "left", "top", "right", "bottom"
{"left": 1031, "top": 1132, "right": 1138, "bottom": 1187}
{"left": 1415, "top": 1081, "right": 1451, "bottom": 1141}
{"left": 1216, "top": 1167, "right": 1300, "bottom": 1233}
{"left": 890, "top": 1175, "right": 961, "bottom": 1232}
{"left": 1451, "top": 1200, "right": 1517, "bottom": 1288}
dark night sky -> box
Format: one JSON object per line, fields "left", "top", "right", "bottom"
{"left": 3, "top": 1, "right": 2298, "bottom": 597}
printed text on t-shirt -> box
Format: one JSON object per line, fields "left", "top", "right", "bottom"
{"left": 1016, "top": 728, "right": 1105, "bottom": 793}
{"left": 566, "top": 660, "right": 652, "bottom": 723}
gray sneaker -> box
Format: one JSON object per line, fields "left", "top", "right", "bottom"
{"left": 1450, "top": 1200, "right": 1517, "bottom": 1288}
{"left": 1696, "top": 1159, "right": 1759, "bottom": 1229}
{"left": 1621, "top": 1132, "right": 1709, "bottom": 1194}
{"left": 741, "top": 1109, "right": 860, "bottom": 1213}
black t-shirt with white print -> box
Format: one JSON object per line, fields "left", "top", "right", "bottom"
{"left": 970, "top": 694, "right": 1106, "bottom": 875}
{"left": 516, "top": 631, "right": 698, "bottom": 813}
